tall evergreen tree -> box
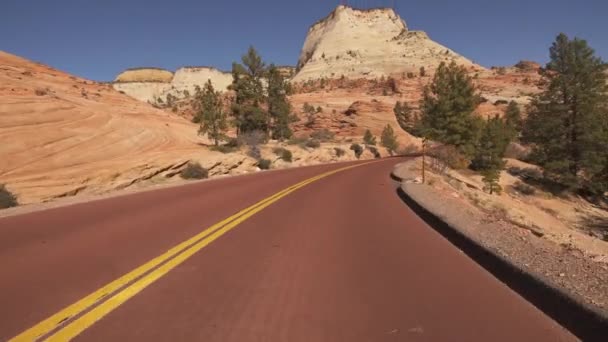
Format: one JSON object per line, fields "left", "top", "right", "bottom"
{"left": 197, "top": 80, "right": 228, "bottom": 146}
{"left": 381, "top": 124, "right": 399, "bottom": 155}
{"left": 472, "top": 115, "right": 510, "bottom": 195}
{"left": 267, "top": 65, "right": 295, "bottom": 140}
{"left": 363, "top": 129, "right": 377, "bottom": 146}
{"left": 522, "top": 33, "right": 608, "bottom": 190}
{"left": 230, "top": 46, "right": 268, "bottom": 135}
{"left": 394, "top": 101, "right": 413, "bottom": 132}
{"left": 504, "top": 100, "right": 522, "bottom": 139}
{"left": 419, "top": 61, "right": 483, "bottom": 158}
{"left": 473, "top": 115, "right": 511, "bottom": 194}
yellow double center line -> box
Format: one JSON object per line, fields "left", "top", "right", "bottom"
{"left": 11, "top": 161, "right": 373, "bottom": 341}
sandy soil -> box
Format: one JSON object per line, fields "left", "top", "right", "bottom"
{"left": 393, "top": 158, "right": 608, "bottom": 314}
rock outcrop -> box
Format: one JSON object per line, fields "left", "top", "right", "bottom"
{"left": 293, "top": 5, "right": 483, "bottom": 81}
{"left": 115, "top": 67, "right": 174, "bottom": 83}
{"left": 113, "top": 66, "right": 232, "bottom": 104}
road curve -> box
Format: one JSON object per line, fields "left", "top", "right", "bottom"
{"left": 0, "top": 158, "right": 576, "bottom": 341}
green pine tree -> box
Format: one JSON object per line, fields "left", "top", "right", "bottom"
{"left": 197, "top": 80, "right": 228, "bottom": 146}
{"left": 230, "top": 46, "right": 269, "bottom": 135}
{"left": 504, "top": 100, "right": 522, "bottom": 139}
{"left": 394, "top": 101, "right": 412, "bottom": 132}
{"left": 267, "top": 65, "right": 296, "bottom": 140}
{"left": 522, "top": 33, "right": 608, "bottom": 191}
{"left": 363, "top": 129, "right": 377, "bottom": 145}
{"left": 472, "top": 115, "right": 510, "bottom": 194}
{"left": 419, "top": 61, "right": 483, "bottom": 158}
{"left": 381, "top": 124, "right": 399, "bottom": 155}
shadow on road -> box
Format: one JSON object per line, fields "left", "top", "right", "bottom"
{"left": 394, "top": 185, "right": 608, "bottom": 341}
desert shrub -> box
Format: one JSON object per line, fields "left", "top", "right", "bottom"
{"left": 398, "top": 144, "right": 419, "bottom": 155}
{"left": 0, "top": 184, "right": 18, "bottom": 209}
{"left": 429, "top": 145, "right": 470, "bottom": 174}
{"left": 35, "top": 88, "right": 47, "bottom": 96}
{"left": 504, "top": 142, "right": 529, "bottom": 160}
{"left": 350, "top": 143, "right": 363, "bottom": 159}
{"left": 513, "top": 181, "right": 536, "bottom": 195}
{"left": 367, "top": 146, "right": 381, "bottom": 159}
{"left": 210, "top": 145, "right": 238, "bottom": 154}
{"left": 237, "top": 130, "right": 267, "bottom": 147}
{"left": 180, "top": 162, "right": 208, "bottom": 180}
{"left": 287, "top": 136, "right": 308, "bottom": 145}
{"left": 406, "top": 72, "right": 415, "bottom": 79}
{"left": 507, "top": 166, "right": 542, "bottom": 180}
{"left": 334, "top": 147, "right": 346, "bottom": 157}
{"left": 22, "top": 71, "right": 33, "bottom": 76}
{"left": 305, "top": 139, "right": 321, "bottom": 148}
{"left": 495, "top": 67, "right": 507, "bottom": 75}
{"left": 310, "top": 129, "right": 335, "bottom": 142}
{"left": 258, "top": 159, "right": 272, "bottom": 170}
{"left": 273, "top": 147, "right": 293, "bottom": 162}
{"left": 247, "top": 146, "right": 262, "bottom": 160}
{"left": 225, "top": 138, "right": 240, "bottom": 147}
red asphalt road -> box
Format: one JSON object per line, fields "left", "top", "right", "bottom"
{"left": 0, "top": 159, "right": 576, "bottom": 341}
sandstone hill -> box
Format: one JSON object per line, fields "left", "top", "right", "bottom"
{"left": 113, "top": 66, "right": 233, "bottom": 104}
{"left": 292, "top": 5, "right": 484, "bottom": 82}
{"left": 0, "top": 51, "right": 383, "bottom": 206}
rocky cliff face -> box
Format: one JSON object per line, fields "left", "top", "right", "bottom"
{"left": 113, "top": 66, "right": 232, "bottom": 104}
{"left": 293, "top": 5, "right": 483, "bottom": 81}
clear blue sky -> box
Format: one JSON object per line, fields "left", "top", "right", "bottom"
{"left": 2, "top": 0, "right": 606, "bottom": 81}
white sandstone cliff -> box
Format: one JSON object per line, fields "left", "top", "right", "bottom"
{"left": 293, "top": 5, "right": 483, "bottom": 81}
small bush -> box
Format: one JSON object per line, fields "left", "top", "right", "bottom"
{"left": 310, "top": 129, "right": 335, "bottom": 142}
{"left": 513, "top": 181, "right": 536, "bottom": 195}
{"left": 225, "top": 138, "right": 240, "bottom": 147}
{"left": 406, "top": 72, "right": 415, "bottom": 79}
{"left": 180, "top": 162, "right": 208, "bottom": 180}
{"left": 0, "top": 184, "right": 18, "bottom": 209}
{"left": 334, "top": 147, "right": 345, "bottom": 157}
{"left": 429, "top": 145, "right": 470, "bottom": 174}
{"left": 237, "top": 130, "right": 267, "bottom": 147}
{"left": 305, "top": 139, "right": 321, "bottom": 148}
{"left": 367, "top": 146, "right": 381, "bottom": 159}
{"left": 507, "top": 166, "right": 542, "bottom": 180}
{"left": 258, "top": 159, "right": 272, "bottom": 170}
{"left": 210, "top": 145, "right": 238, "bottom": 154}
{"left": 273, "top": 147, "right": 293, "bottom": 162}
{"left": 398, "top": 144, "right": 419, "bottom": 155}
{"left": 287, "top": 136, "right": 308, "bottom": 145}
{"left": 35, "top": 88, "right": 47, "bottom": 96}
{"left": 350, "top": 143, "right": 363, "bottom": 159}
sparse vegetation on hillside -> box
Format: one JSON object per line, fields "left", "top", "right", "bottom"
{"left": 380, "top": 124, "right": 399, "bottom": 156}
{"left": 334, "top": 147, "right": 346, "bottom": 157}
{"left": 0, "top": 184, "right": 18, "bottom": 209}
{"left": 303, "top": 102, "right": 317, "bottom": 128}
{"left": 273, "top": 147, "right": 293, "bottom": 162}
{"left": 350, "top": 143, "right": 363, "bottom": 159}
{"left": 310, "top": 129, "right": 335, "bottom": 142}
{"left": 196, "top": 80, "right": 228, "bottom": 146}
{"left": 363, "top": 129, "right": 376, "bottom": 146}
{"left": 268, "top": 64, "right": 296, "bottom": 140}
{"left": 258, "top": 159, "right": 272, "bottom": 170}
{"left": 180, "top": 162, "right": 208, "bottom": 180}
{"left": 368, "top": 146, "right": 381, "bottom": 159}
{"left": 504, "top": 101, "right": 522, "bottom": 139}
{"left": 472, "top": 115, "right": 512, "bottom": 194}
{"left": 394, "top": 101, "right": 419, "bottom": 136}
